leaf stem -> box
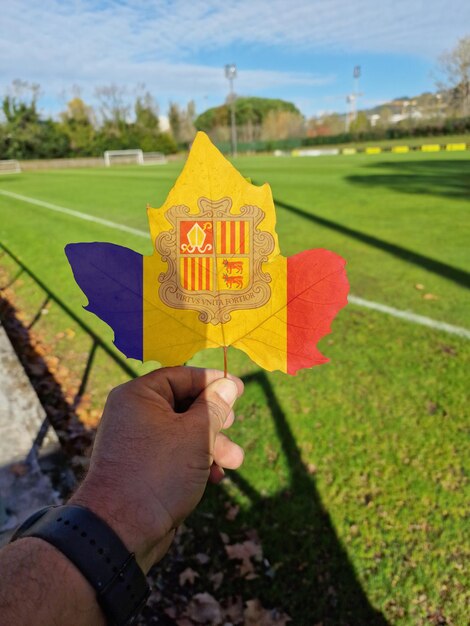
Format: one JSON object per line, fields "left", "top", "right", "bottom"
{"left": 223, "top": 346, "right": 228, "bottom": 377}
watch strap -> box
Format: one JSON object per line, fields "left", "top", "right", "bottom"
{"left": 11, "top": 504, "right": 150, "bottom": 625}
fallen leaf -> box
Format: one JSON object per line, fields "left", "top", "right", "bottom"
{"left": 179, "top": 567, "right": 199, "bottom": 586}
{"left": 209, "top": 571, "right": 224, "bottom": 591}
{"left": 186, "top": 592, "right": 223, "bottom": 624}
{"left": 225, "top": 503, "right": 240, "bottom": 521}
{"left": 423, "top": 293, "right": 439, "bottom": 300}
{"left": 415, "top": 283, "right": 425, "bottom": 290}
{"left": 164, "top": 607, "right": 178, "bottom": 619}
{"left": 65, "top": 132, "right": 349, "bottom": 375}
{"left": 244, "top": 599, "right": 291, "bottom": 625}
{"left": 219, "top": 532, "right": 229, "bottom": 544}
{"left": 223, "top": 595, "right": 244, "bottom": 623}
{"left": 194, "top": 552, "right": 210, "bottom": 565}
{"left": 225, "top": 540, "right": 263, "bottom": 576}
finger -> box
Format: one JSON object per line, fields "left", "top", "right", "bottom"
{"left": 213, "top": 432, "right": 244, "bottom": 470}
{"left": 208, "top": 463, "right": 225, "bottom": 484}
{"left": 139, "top": 366, "right": 243, "bottom": 409}
{"left": 223, "top": 409, "right": 235, "bottom": 430}
{"left": 187, "top": 377, "right": 240, "bottom": 437}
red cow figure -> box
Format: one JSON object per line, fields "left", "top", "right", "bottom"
{"left": 223, "top": 259, "right": 243, "bottom": 274}
{"left": 223, "top": 273, "right": 243, "bottom": 288}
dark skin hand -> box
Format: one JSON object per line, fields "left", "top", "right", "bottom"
{"left": 0, "top": 367, "right": 244, "bottom": 625}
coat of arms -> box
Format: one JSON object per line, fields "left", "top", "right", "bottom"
{"left": 156, "top": 197, "right": 275, "bottom": 324}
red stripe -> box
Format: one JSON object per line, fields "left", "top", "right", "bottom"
{"left": 205, "top": 257, "right": 210, "bottom": 290}
{"left": 221, "top": 222, "right": 226, "bottom": 254}
{"left": 287, "top": 251, "right": 349, "bottom": 375}
{"left": 239, "top": 221, "right": 245, "bottom": 254}
{"left": 183, "top": 257, "right": 188, "bottom": 289}
{"left": 230, "top": 221, "right": 236, "bottom": 253}
{"left": 198, "top": 258, "right": 203, "bottom": 290}
{"left": 191, "top": 258, "right": 195, "bottom": 290}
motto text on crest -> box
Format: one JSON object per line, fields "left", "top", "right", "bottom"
{"left": 156, "top": 197, "right": 275, "bottom": 324}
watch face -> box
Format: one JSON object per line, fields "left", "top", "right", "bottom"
{"left": 10, "top": 506, "right": 56, "bottom": 542}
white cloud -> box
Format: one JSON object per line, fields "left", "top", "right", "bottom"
{"left": 0, "top": 0, "right": 468, "bottom": 115}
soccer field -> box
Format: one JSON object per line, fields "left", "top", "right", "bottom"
{"left": 1, "top": 152, "right": 469, "bottom": 624}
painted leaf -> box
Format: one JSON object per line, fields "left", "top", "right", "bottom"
{"left": 65, "top": 132, "right": 349, "bottom": 374}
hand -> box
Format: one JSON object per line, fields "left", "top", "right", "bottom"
{"left": 71, "top": 366, "right": 244, "bottom": 572}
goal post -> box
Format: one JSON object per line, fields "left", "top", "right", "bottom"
{"left": 142, "top": 152, "right": 167, "bottom": 166}
{"left": 0, "top": 160, "right": 21, "bottom": 175}
{"left": 103, "top": 149, "right": 144, "bottom": 167}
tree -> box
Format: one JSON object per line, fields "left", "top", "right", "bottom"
{"left": 195, "top": 97, "right": 301, "bottom": 133}
{"left": 261, "top": 110, "right": 305, "bottom": 140}
{"left": 1, "top": 80, "right": 70, "bottom": 159}
{"left": 436, "top": 35, "right": 470, "bottom": 117}
{"left": 307, "top": 113, "right": 344, "bottom": 137}
{"left": 135, "top": 92, "right": 160, "bottom": 131}
{"left": 94, "top": 84, "right": 130, "bottom": 127}
{"left": 168, "top": 101, "right": 196, "bottom": 145}
{"left": 60, "top": 97, "right": 95, "bottom": 155}
{"left": 349, "top": 111, "right": 370, "bottom": 134}
{"left": 168, "top": 102, "right": 181, "bottom": 142}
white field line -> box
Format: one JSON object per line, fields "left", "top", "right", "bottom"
{"left": 1, "top": 188, "right": 469, "bottom": 340}
{"left": 348, "top": 296, "right": 470, "bottom": 339}
{"left": 0, "top": 189, "right": 148, "bottom": 238}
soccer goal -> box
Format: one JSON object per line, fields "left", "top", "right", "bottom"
{"left": 142, "top": 152, "right": 167, "bottom": 166}
{"left": 103, "top": 149, "right": 144, "bottom": 167}
{"left": 0, "top": 160, "right": 21, "bottom": 175}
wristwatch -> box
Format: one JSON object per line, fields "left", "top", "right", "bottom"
{"left": 10, "top": 504, "right": 151, "bottom": 625}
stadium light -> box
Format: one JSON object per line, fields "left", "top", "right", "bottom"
{"left": 225, "top": 63, "right": 237, "bottom": 157}
{"left": 346, "top": 65, "right": 363, "bottom": 131}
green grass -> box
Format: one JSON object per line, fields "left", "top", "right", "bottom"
{"left": 1, "top": 151, "right": 469, "bottom": 624}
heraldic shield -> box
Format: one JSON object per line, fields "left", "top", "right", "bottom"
{"left": 156, "top": 197, "right": 275, "bottom": 324}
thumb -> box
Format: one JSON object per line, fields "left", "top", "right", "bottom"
{"left": 187, "top": 377, "right": 239, "bottom": 438}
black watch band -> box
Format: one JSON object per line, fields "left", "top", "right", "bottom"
{"left": 10, "top": 504, "right": 150, "bottom": 625}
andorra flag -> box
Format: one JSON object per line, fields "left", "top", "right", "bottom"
{"left": 65, "top": 133, "right": 349, "bottom": 375}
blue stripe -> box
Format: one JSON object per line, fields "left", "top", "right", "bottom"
{"left": 65, "top": 243, "right": 143, "bottom": 361}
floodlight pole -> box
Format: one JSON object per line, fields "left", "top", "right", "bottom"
{"left": 346, "top": 65, "right": 362, "bottom": 131}
{"left": 352, "top": 65, "right": 361, "bottom": 124}
{"left": 225, "top": 64, "right": 237, "bottom": 157}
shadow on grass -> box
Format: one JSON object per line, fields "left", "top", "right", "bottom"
{"left": 268, "top": 194, "right": 470, "bottom": 290}
{"left": 221, "top": 372, "right": 390, "bottom": 625}
{"left": 347, "top": 159, "right": 470, "bottom": 201}
{"left": 0, "top": 295, "right": 94, "bottom": 476}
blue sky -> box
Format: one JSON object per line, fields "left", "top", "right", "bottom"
{"left": 1, "top": 0, "right": 469, "bottom": 121}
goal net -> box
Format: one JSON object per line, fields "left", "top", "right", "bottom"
{"left": 142, "top": 152, "right": 167, "bottom": 166}
{"left": 104, "top": 149, "right": 144, "bottom": 167}
{"left": 0, "top": 160, "right": 21, "bottom": 175}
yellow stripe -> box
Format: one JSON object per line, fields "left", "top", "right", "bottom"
{"left": 421, "top": 144, "right": 440, "bottom": 152}
{"left": 392, "top": 146, "right": 409, "bottom": 153}
{"left": 365, "top": 147, "right": 381, "bottom": 155}
{"left": 216, "top": 222, "right": 222, "bottom": 253}
{"left": 234, "top": 222, "right": 240, "bottom": 254}
{"left": 446, "top": 143, "right": 466, "bottom": 151}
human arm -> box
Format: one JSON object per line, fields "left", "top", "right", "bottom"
{"left": 0, "top": 366, "right": 244, "bottom": 625}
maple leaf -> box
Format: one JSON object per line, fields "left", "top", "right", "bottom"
{"left": 65, "top": 132, "right": 349, "bottom": 374}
